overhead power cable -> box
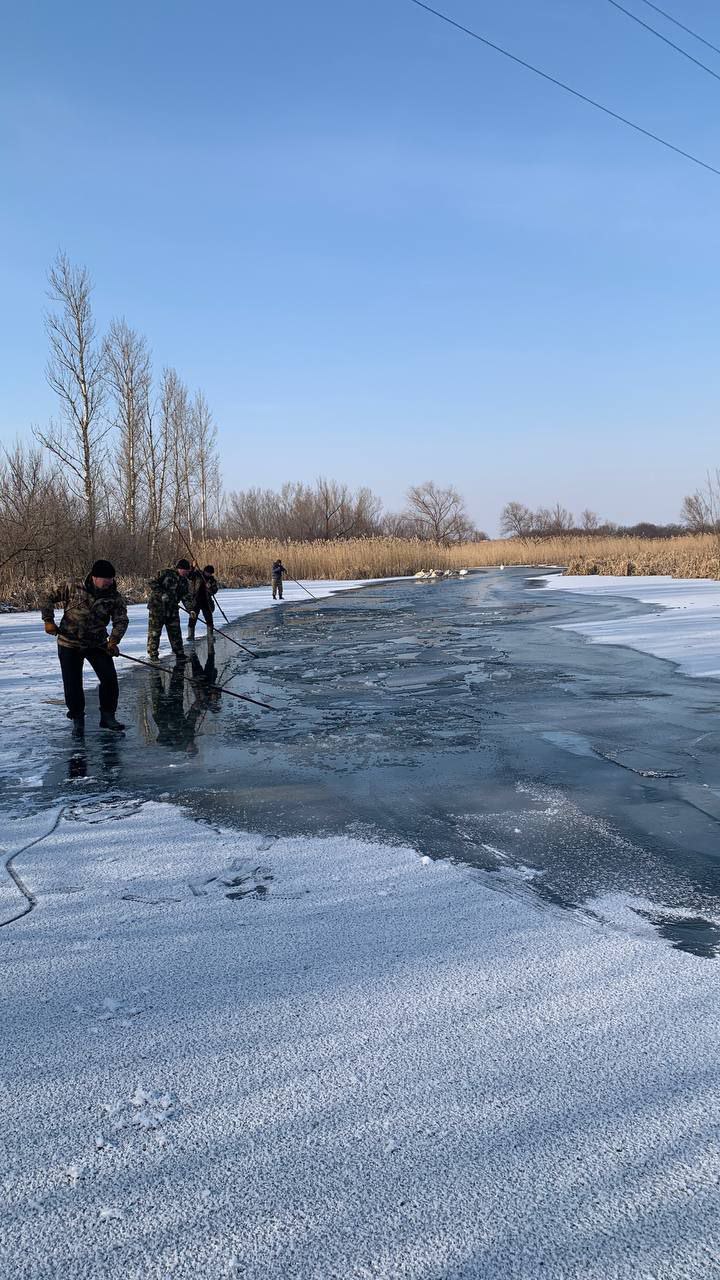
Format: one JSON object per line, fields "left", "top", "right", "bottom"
{"left": 636, "top": 0, "right": 720, "bottom": 60}
{"left": 406, "top": 0, "right": 720, "bottom": 178}
{"left": 605, "top": 0, "right": 720, "bottom": 84}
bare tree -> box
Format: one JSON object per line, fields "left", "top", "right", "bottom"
{"left": 192, "top": 390, "right": 219, "bottom": 543}
{"left": 161, "top": 369, "right": 193, "bottom": 539}
{"left": 501, "top": 500, "right": 574, "bottom": 541}
{"left": 404, "top": 482, "right": 474, "bottom": 544}
{"left": 314, "top": 477, "right": 383, "bottom": 539}
{"left": 500, "top": 501, "right": 534, "bottom": 542}
{"left": 142, "top": 371, "right": 172, "bottom": 566}
{"left": 543, "top": 503, "right": 574, "bottom": 535}
{"left": 224, "top": 479, "right": 383, "bottom": 542}
{"left": 581, "top": 508, "right": 600, "bottom": 532}
{"left": 104, "top": 319, "right": 152, "bottom": 538}
{"left": 681, "top": 489, "right": 711, "bottom": 534}
{"left": 0, "top": 442, "right": 76, "bottom": 579}
{"left": 35, "top": 252, "right": 108, "bottom": 556}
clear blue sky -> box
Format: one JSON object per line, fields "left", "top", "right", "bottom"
{"left": 2, "top": 0, "right": 720, "bottom": 534}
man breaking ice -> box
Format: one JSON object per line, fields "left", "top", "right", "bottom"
{"left": 40, "top": 558, "right": 129, "bottom": 734}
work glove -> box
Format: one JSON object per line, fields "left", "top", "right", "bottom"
{"left": 44, "top": 621, "right": 59, "bottom": 636}
{"left": 106, "top": 639, "right": 119, "bottom": 657}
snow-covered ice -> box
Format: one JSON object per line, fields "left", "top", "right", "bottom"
{"left": 539, "top": 573, "right": 720, "bottom": 677}
{"left": 1, "top": 797, "right": 719, "bottom": 1278}
{"left": 2, "top": 572, "right": 720, "bottom": 1276}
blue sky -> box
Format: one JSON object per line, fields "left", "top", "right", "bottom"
{"left": 2, "top": 0, "right": 720, "bottom": 534}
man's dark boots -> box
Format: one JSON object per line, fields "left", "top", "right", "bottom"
{"left": 100, "top": 713, "right": 125, "bottom": 732}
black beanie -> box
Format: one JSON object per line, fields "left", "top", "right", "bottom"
{"left": 176, "top": 558, "right": 191, "bottom": 571}
{"left": 91, "top": 559, "right": 115, "bottom": 578}
{"left": 203, "top": 564, "right": 215, "bottom": 574}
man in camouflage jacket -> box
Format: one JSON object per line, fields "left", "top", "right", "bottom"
{"left": 147, "top": 559, "right": 191, "bottom": 660}
{"left": 186, "top": 564, "right": 219, "bottom": 639}
{"left": 40, "top": 558, "right": 128, "bottom": 731}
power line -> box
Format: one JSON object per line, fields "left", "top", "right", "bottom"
{"left": 606, "top": 0, "right": 720, "bottom": 84}
{"left": 636, "top": 0, "right": 720, "bottom": 60}
{"left": 405, "top": 0, "right": 720, "bottom": 178}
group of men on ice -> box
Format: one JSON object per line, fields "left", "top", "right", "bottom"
{"left": 39, "top": 556, "right": 247, "bottom": 734}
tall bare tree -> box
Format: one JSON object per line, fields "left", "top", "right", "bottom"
{"left": 36, "top": 252, "right": 107, "bottom": 556}
{"left": 104, "top": 319, "right": 152, "bottom": 538}
{"left": 500, "top": 501, "right": 535, "bottom": 542}
{"left": 405, "top": 481, "right": 474, "bottom": 544}
{"left": 581, "top": 508, "right": 600, "bottom": 532}
{"left": 192, "top": 390, "right": 219, "bottom": 542}
{"left": 681, "top": 489, "right": 711, "bottom": 534}
{"left": 142, "top": 371, "right": 172, "bottom": 567}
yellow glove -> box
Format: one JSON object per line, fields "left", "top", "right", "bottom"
{"left": 44, "top": 621, "right": 59, "bottom": 636}
{"left": 106, "top": 639, "right": 119, "bottom": 657}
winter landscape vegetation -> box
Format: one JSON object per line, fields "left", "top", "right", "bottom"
{"left": 3, "top": 2, "right": 720, "bottom": 1278}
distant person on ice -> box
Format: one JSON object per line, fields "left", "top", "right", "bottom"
{"left": 187, "top": 564, "right": 219, "bottom": 640}
{"left": 41, "top": 558, "right": 128, "bottom": 733}
{"left": 271, "top": 558, "right": 286, "bottom": 600}
{"left": 147, "top": 559, "right": 191, "bottom": 661}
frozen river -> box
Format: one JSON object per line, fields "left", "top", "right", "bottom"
{"left": 3, "top": 568, "right": 720, "bottom": 1279}
{"left": 13, "top": 566, "right": 720, "bottom": 958}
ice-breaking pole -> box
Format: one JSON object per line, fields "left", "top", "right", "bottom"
{"left": 115, "top": 649, "right": 277, "bottom": 711}
{"left": 180, "top": 605, "right": 258, "bottom": 659}
{"left": 288, "top": 575, "right": 320, "bottom": 603}
{"left": 173, "top": 521, "right": 232, "bottom": 626}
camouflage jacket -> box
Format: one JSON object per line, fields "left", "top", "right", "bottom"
{"left": 41, "top": 577, "right": 129, "bottom": 650}
{"left": 188, "top": 570, "right": 218, "bottom": 611}
{"left": 148, "top": 568, "right": 190, "bottom": 615}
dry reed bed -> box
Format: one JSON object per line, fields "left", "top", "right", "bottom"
{"left": 199, "top": 534, "right": 720, "bottom": 584}
{"left": 2, "top": 535, "right": 719, "bottom": 610}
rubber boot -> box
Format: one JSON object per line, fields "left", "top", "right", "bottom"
{"left": 99, "top": 712, "right": 125, "bottom": 732}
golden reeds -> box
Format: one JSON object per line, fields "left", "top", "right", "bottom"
{"left": 195, "top": 534, "right": 720, "bottom": 584}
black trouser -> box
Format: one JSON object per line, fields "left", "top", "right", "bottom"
{"left": 187, "top": 600, "right": 215, "bottom": 636}
{"left": 58, "top": 644, "right": 118, "bottom": 718}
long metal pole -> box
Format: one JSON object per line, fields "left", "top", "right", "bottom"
{"left": 180, "top": 604, "right": 258, "bottom": 658}
{"left": 115, "top": 648, "right": 277, "bottom": 711}
{"left": 174, "top": 520, "right": 232, "bottom": 626}
{"left": 288, "top": 575, "right": 320, "bottom": 603}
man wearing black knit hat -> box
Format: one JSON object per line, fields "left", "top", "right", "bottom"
{"left": 40, "top": 559, "right": 129, "bottom": 733}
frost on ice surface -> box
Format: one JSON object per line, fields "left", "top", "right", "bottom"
{"left": 539, "top": 574, "right": 720, "bottom": 678}
{"left": 4, "top": 783, "right": 717, "bottom": 1274}
{"left": 97, "top": 995, "right": 144, "bottom": 1022}
{"left": 100, "top": 1088, "right": 177, "bottom": 1142}
{"left": 98, "top": 1206, "right": 125, "bottom": 1224}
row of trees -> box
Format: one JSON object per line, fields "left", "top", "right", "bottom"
{"left": 500, "top": 501, "right": 691, "bottom": 544}
{"left": 6, "top": 252, "right": 222, "bottom": 578}
{"left": 224, "top": 479, "right": 485, "bottom": 544}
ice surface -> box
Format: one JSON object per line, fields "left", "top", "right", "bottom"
{"left": 1, "top": 797, "right": 719, "bottom": 1278}
{"left": 539, "top": 574, "right": 720, "bottom": 677}
{"left": 0, "top": 579, "right": 380, "bottom": 792}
